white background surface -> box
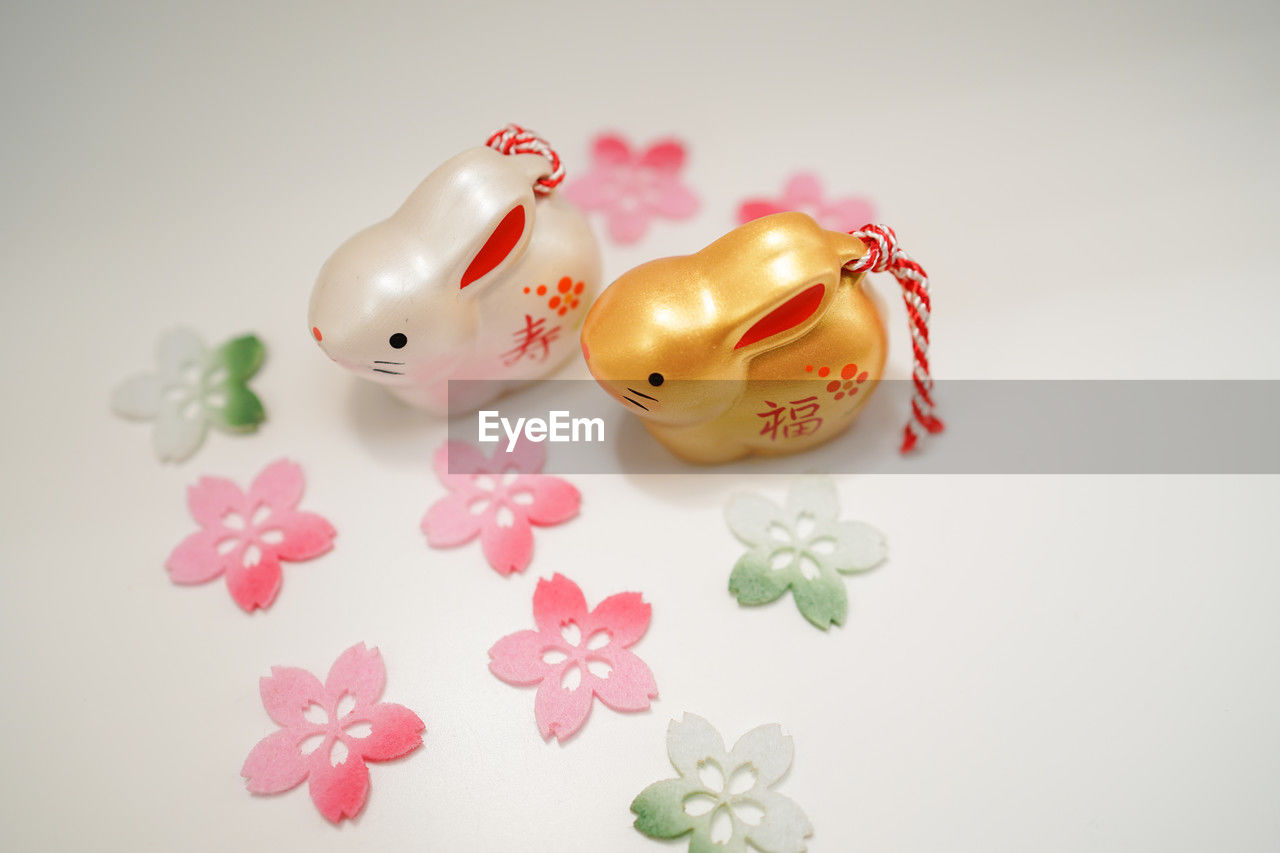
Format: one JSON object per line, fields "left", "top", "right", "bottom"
{"left": 2, "top": 1, "right": 1278, "bottom": 850}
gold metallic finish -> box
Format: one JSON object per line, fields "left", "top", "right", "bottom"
{"left": 581, "top": 212, "right": 888, "bottom": 464}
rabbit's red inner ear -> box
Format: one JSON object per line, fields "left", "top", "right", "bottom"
{"left": 734, "top": 284, "right": 825, "bottom": 350}
{"left": 461, "top": 205, "right": 525, "bottom": 289}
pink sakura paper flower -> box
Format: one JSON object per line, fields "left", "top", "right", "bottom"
{"left": 421, "top": 437, "right": 580, "bottom": 576}
{"left": 166, "top": 458, "right": 335, "bottom": 612}
{"left": 489, "top": 573, "right": 658, "bottom": 742}
{"left": 737, "top": 172, "right": 876, "bottom": 234}
{"left": 241, "top": 643, "right": 425, "bottom": 823}
{"left": 563, "top": 132, "right": 699, "bottom": 244}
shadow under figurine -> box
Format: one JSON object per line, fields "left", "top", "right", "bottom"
{"left": 581, "top": 212, "right": 941, "bottom": 464}
{"left": 308, "top": 125, "right": 601, "bottom": 415}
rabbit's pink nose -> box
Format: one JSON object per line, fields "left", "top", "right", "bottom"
{"left": 312, "top": 326, "right": 323, "bottom": 341}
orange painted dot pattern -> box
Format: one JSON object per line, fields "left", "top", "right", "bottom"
{"left": 526, "top": 277, "right": 587, "bottom": 316}
{"left": 807, "top": 362, "right": 868, "bottom": 402}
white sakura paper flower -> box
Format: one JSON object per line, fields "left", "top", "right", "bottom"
{"left": 632, "top": 713, "right": 813, "bottom": 853}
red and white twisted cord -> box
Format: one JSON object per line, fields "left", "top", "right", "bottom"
{"left": 485, "top": 124, "right": 565, "bottom": 196}
{"left": 846, "top": 224, "right": 944, "bottom": 453}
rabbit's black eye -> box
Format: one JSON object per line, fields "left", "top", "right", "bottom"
{"left": 389, "top": 333, "right": 407, "bottom": 349}
{"left": 648, "top": 373, "right": 664, "bottom": 387}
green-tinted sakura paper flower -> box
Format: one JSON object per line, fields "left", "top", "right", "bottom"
{"left": 631, "top": 713, "right": 813, "bottom": 853}
{"left": 111, "top": 328, "right": 266, "bottom": 463}
{"left": 726, "top": 477, "right": 886, "bottom": 630}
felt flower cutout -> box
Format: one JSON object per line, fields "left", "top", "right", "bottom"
{"left": 421, "top": 436, "right": 580, "bottom": 576}
{"left": 488, "top": 573, "right": 658, "bottom": 742}
{"left": 726, "top": 477, "right": 886, "bottom": 630}
{"left": 242, "top": 643, "right": 425, "bottom": 823}
{"left": 737, "top": 172, "right": 875, "bottom": 234}
{"left": 632, "top": 713, "right": 813, "bottom": 853}
{"left": 166, "top": 458, "right": 336, "bottom": 612}
{"left": 111, "top": 327, "right": 266, "bottom": 463}
{"left": 563, "top": 132, "right": 699, "bottom": 243}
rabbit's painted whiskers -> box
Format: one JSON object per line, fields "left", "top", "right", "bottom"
{"left": 622, "top": 388, "right": 655, "bottom": 410}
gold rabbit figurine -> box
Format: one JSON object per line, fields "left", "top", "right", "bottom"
{"left": 581, "top": 212, "right": 940, "bottom": 463}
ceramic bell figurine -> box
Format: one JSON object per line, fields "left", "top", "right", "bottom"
{"left": 308, "top": 125, "right": 601, "bottom": 415}
{"left": 580, "top": 212, "right": 941, "bottom": 463}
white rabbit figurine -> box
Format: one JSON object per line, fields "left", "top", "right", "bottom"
{"left": 308, "top": 125, "right": 601, "bottom": 415}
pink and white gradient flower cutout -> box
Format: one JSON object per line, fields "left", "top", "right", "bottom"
{"left": 166, "top": 458, "right": 336, "bottom": 611}
{"left": 563, "top": 132, "right": 699, "bottom": 244}
{"left": 242, "top": 643, "right": 425, "bottom": 823}
{"left": 421, "top": 437, "right": 580, "bottom": 576}
{"left": 489, "top": 573, "right": 658, "bottom": 742}
{"left": 737, "top": 172, "right": 876, "bottom": 234}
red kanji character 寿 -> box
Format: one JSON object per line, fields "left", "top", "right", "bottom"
{"left": 502, "top": 315, "right": 561, "bottom": 366}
